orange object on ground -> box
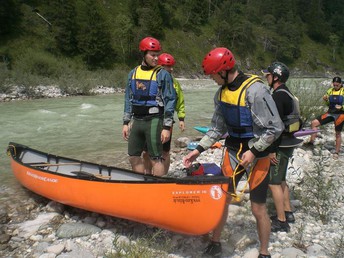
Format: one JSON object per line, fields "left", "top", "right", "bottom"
{"left": 7, "top": 142, "right": 229, "bottom": 235}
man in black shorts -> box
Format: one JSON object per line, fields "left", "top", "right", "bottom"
{"left": 262, "top": 62, "right": 302, "bottom": 232}
{"left": 183, "top": 48, "right": 284, "bottom": 258}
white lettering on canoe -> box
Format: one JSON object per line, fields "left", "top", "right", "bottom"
{"left": 171, "top": 190, "right": 207, "bottom": 195}
{"left": 26, "top": 171, "right": 59, "bottom": 183}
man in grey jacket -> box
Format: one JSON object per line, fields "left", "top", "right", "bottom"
{"left": 183, "top": 48, "right": 284, "bottom": 258}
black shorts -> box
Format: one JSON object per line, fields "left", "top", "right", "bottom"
{"left": 269, "top": 147, "right": 294, "bottom": 185}
{"left": 222, "top": 148, "right": 270, "bottom": 204}
{"left": 316, "top": 112, "right": 344, "bottom": 131}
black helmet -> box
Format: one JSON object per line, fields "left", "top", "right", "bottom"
{"left": 333, "top": 76, "right": 342, "bottom": 83}
{"left": 266, "top": 62, "right": 290, "bottom": 83}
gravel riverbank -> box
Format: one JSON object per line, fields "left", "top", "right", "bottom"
{"left": 1, "top": 126, "right": 344, "bottom": 258}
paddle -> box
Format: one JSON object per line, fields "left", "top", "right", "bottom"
{"left": 29, "top": 162, "right": 80, "bottom": 167}
{"left": 71, "top": 171, "right": 111, "bottom": 180}
{"left": 293, "top": 129, "right": 321, "bottom": 137}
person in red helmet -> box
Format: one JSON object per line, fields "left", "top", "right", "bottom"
{"left": 143, "top": 53, "right": 186, "bottom": 174}
{"left": 122, "top": 37, "right": 176, "bottom": 176}
{"left": 183, "top": 47, "right": 284, "bottom": 258}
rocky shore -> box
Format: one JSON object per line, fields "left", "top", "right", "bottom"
{"left": 1, "top": 126, "right": 343, "bottom": 258}
{"left": 0, "top": 85, "right": 124, "bottom": 102}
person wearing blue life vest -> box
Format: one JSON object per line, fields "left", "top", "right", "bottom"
{"left": 308, "top": 76, "right": 344, "bottom": 159}
{"left": 262, "top": 62, "right": 302, "bottom": 233}
{"left": 183, "top": 48, "right": 284, "bottom": 258}
{"left": 143, "top": 53, "right": 186, "bottom": 174}
{"left": 122, "top": 37, "right": 176, "bottom": 176}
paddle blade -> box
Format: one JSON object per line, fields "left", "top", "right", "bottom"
{"left": 294, "top": 129, "right": 320, "bottom": 137}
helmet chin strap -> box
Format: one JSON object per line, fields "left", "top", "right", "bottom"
{"left": 269, "top": 77, "right": 279, "bottom": 88}
{"left": 219, "top": 71, "right": 229, "bottom": 84}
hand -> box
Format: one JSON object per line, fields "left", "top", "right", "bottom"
{"left": 183, "top": 149, "right": 200, "bottom": 168}
{"left": 179, "top": 121, "right": 185, "bottom": 132}
{"left": 269, "top": 153, "right": 278, "bottom": 165}
{"left": 335, "top": 104, "right": 342, "bottom": 110}
{"left": 239, "top": 150, "right": 255, "bottom": 168}
{"left": 122, "top": 125, "right": 129, "bottom": 141}
{"left": 161, "top": 129, "right": 171, "bottom": 144}
{"left": 323, "top": 95, "right": 328, "bottom": 101}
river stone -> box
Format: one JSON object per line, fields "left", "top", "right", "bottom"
{"left": 0, "top": 234, "right": 11, "bottom": 244}
{"left": 56, "top": 222, "right": 101, "bottom": 238}
{"left": 0, "top": 211, "right": 10, "bottom": 224}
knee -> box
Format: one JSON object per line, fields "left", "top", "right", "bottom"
{"left": 311, "top": 119, "right": 318, "bottom": 127}
{"left": 251, "top": 203, "right": 267, "bottom": 220}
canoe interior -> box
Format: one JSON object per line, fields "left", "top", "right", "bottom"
{"left": 7, "top": 142, "right": 229, "bottom": 185}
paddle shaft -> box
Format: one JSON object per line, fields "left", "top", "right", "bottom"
{"left": 30, "top": 162, "right": 80, "bottom": 167}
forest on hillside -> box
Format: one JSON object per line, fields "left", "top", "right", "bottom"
{"left": 1, "top": 0, "right": 344, "bottom": 92}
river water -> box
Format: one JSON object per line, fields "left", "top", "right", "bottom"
{"left": 0, "top": 77, "right": 327, "bottom": 196}
{"left": 0, "top": 79, "right": 218, "bottom": 192}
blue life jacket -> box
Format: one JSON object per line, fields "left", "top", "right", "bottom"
{"left": 328, "top": 88, "right": 344, "bottom": 110}
{"left": 219, "top": 75, "right": 262, "bottom": 138}
{"left": 130, "top": 65, "right": 162, "bottom": 107}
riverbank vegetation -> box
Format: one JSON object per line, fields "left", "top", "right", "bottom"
{"left": 1, "top": 0, "right": 344, "bottom": 94}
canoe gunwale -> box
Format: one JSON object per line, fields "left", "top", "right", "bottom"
{"left": 7, "top": 142, "right": 229, "bottom": 185}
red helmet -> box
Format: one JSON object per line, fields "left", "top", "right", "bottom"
{"left": 202, "top": 47, "right": 236, "bottom": 75}
{"left": 139, "top": 37, "right": 162, "bottom": 52}
{"left": 158, "top": 53, "right": 176, "bottom": 66}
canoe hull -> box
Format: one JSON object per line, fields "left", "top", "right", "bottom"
{"left": 8, "top": 143, "right": 229, "bottom": 235}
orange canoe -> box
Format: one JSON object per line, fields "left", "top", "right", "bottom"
{"left": 7, "top": 142, "right": 229, "bottom": 235}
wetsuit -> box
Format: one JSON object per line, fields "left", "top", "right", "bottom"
{"left": 317, "top": 87, "right": 344, "bottom": 132}
{"left": 196, "top": 71, "right": 284, "bottom": 203}
{"left": 123, "top": 65, "right": 176, "bottom": 158}
{"left": 270, "top": 84, "right": 298, "bottom": 185}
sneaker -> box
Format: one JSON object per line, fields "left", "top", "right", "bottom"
{"left": 303, "top": 141, "right": 314, "bottom": 149}
{"left": 285, "top": 211, "right": 295, "bottom": 223}
{"left": 203, "top": 241, "right": 222, "bottom": 257}
{"left": 270, "top": 211, "right": 295, "bottom": 223}
{"left": 271, "top": 219, "right": 290, "bottom": 232}
{"left": 258, "top": 254, "right": 271, "bottom": 258}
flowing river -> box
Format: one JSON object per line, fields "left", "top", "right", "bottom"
{"left": 0, "top": 79, "right": 218, "bottom": 193}
{"left": 0, "top": 77, "right": 326, "bottom": 197}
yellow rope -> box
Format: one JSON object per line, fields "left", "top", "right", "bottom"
{"left": 225, "top": 143, "right": 254, "bottom": 202}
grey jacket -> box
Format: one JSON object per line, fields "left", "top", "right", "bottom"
{"left": 198, "top": 81, "right": 284, "bottom": 155}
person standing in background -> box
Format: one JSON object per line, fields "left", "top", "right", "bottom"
{"left": 122, "top": 37, "right": 176, "bottom": 176}
{"left": 308, "top": 76, "right": 344, "bottom": 159}
{"left": 262, "top": 62, "right": 302, "bottom": 233}
{"left": 143, "top": 53, "right": 185, "bottom": 174}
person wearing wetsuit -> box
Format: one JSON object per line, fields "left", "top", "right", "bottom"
{"left": 309, "top": 76, "right": 344, "bottom": 159}
{"left": 262, "top": 62, "right": 302, "bottom": 233}
{"left": 122, "top": 37, "right": 176, "bottom": 176}
{"left": 183, "top": 48, "right": 284, "bottom": 258}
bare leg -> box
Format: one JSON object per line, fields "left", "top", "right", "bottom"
{"left": 310, "top": 119, "right": 321, "bottom": 142}
{"left": 129, "top": 156, "right": 145, "bottom": 173}
{"left": 162, "top": 151, "right": 170, "bottom": 174}
{"left": 151, "top": 159, "right": 166, "bottom": 176}
{"left": 211, "top": 195, "right": 232, "bottom": 242}
{"left": 269, "top": 184, "right": 286, "bottom": 221}
{"left": 281, "top": 182, "right": 292, "bottom": 212}
{"left": 251, "top": 202, "right": 271, "bottom": 256}
{"left": 335, "top": 131, "right": 341, "bottom": 153}
{"left": 142, "top": 151, "right": 152, "bottom": 174}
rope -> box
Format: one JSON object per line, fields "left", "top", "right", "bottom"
{"left": 221, "top": 143, "right": 254, "bottom": 202}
